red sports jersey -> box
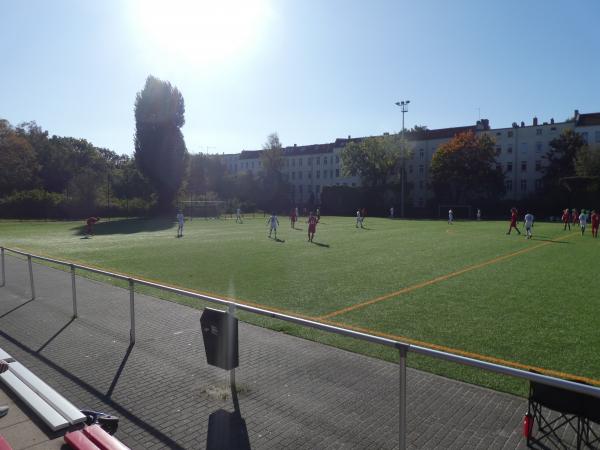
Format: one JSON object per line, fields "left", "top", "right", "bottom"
{"left": 592, "top": 214, "right": 599, "bottom": 227}
{"left": 511, "top": 212, "right": 517, "bottom": 223}
{"left": 308, "top": 216, "right": 317, "bottom": 226}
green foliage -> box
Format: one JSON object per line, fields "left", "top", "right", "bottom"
{"left": 341, "top": 134, "right": 410, "bottom": 188}
{"left": 134, "top": 75, "right": 189, "bottom": 212}
{"left": 430, "top": 131, "right": 505, "bottom": 204}
{"left": 0, "top": 120, "right": 39, "bottom": 195}
{"left": 0, "top": 189, "right": 64, "bottom": 218}
{"left": 542, "top": 129, "right": 586, "bottom": 190}
{"left": 258, "top": 132, "right": 289, "bottom": 211}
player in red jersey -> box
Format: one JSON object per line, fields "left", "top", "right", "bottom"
{"left": 562, "top": 208, "right": 571, "bottom": 231}
{"left": 571, "top": 209, "right": 578, "bottom": 226}
{"left": 85, "top": 217, "right": 100, "bottom": 236}
{"left": 506, "top": 208, "right": 521, "bottom": 235}
{"left": 290, "top": 208, "right": 297, "bottom": 229}
{"left": 307, "top": 211, "right": 318, "bottom": 242}
{"left": 591, "top": 210, "right": 599, "bottom": 238}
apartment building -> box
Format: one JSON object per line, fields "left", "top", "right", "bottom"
{"left": 217, "top": 110, "right": 600, "bottom": 205}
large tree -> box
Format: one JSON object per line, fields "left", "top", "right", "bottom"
{"left": 542, "top": 129, "right": 586, "bottom": 190}
{"left": 430, "top": 131, "right": 504, "bottom": 204}
{"left": 134, "top": 75, "right": 188, "bottom": 212}
{"left": 341, "top": 134, "right": 410, "bottom": 188}
{"left": 259, "top": 132, "right": 289, "bottom": 210}
{"left": 0, "top": 120, "right": 39, "bottom": 195}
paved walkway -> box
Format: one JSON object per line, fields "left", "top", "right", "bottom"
{"left": 0, "top": 254, "right": 572, "bottom": 449}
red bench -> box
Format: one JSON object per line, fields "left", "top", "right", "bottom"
{"left": 0, "top": 435, "right": 13, "bottom": 450}
{"left": 64, "top": 425, "right": 129, "bottom": 450}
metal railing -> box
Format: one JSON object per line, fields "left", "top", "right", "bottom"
{"left": 2, "top": 245, "right": 600, "bottom": 449}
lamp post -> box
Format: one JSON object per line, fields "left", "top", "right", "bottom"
{"left": 395, "top": 100, "right": 410, "bottom": 218}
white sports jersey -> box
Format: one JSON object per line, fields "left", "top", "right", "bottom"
{"left": 524, "top": 213, "right": 534, "bottom": 227}
{"left": 176, "top": 213, "right": 184, "bottom": 225}
{"left": 269, "top": 215, "right": 278, "bottom": 227}
{"left": 579, "top": 213, "right": 587, "bottom": 225}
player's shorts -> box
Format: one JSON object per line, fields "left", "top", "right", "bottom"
{"left": 270, "top": 225, "right": 277, "bottom": 230}
{"left": 525, "top": 224, "right": 532, "bottom": 230}
{"left": 308, "top": 224, "right": 316, "bottom": 233}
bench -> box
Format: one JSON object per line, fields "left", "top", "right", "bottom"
{"left": 65, "top": 425, "right": 130, "bottom": 450}
{"left": 0, "top": 435, "right": 13, "bottom": 450}
{"left": 0, "top": 347, "right": 86, "bottom": 431}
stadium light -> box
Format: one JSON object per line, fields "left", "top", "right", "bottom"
{"left": 395, "top": 100, "right": 410, "bottom": 218}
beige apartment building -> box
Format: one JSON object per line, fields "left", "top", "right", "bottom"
{"left": 218, "top": 110, "right": 600, "bottom": 206}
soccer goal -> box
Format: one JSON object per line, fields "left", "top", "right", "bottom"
{"left": 179, "top": 200, "right": 226, "bottom": 220}
{"left": 438, "top": 204, "right": 472, "bottom": 220}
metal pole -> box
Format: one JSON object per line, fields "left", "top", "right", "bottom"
{"left": 71, "top": 264, "right": 77, "bottom": 318}
{"left": 27, "top": 255, "right": 35, "bottom": 300}
{"left": 1, "top": 247, "right": 5, "bottom": 287}
{"left": 129, "top": 278, "right": 136, "bottom": 344}
{"left": 399, "top": 347, "right": 407, "bottom": 450}
{"left": 228, "top": 303, "right": 236, "bottom": 387}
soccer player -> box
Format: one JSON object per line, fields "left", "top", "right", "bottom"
{"left": 562, "top": 208, "right": 571, "bottom": 231}
{"left": 579, "top": 209, "right": 587, "bottom": 236}
{"left": 448, "top": 209, "right": 454, "bottom": 225}
{"left": 176, "top": 210, "right": 184, "bottom": 237}
{"left": 591, "top": 210, "right": 599, "bottom": 238}
{"left": 356, "top": 209, "right": 363, "bottom": 228}
{"left": 290, "top": 208, "right": 297, "bottom": 229}
{"left": 267, "top": 213, "right": 279, "bottom": 239}
{"left": 524, "top": 212, "right": 534, "bottom": 240}
{"left": 235, "top": 207, "right": 243, "bottom": 224}
{"left": 572, "top": 208, "right": 579, "bottom": 227}
{"left": 316, "top": 207, "right": 321, "bottom": 222}
{"left": 476, "top": 209, "right": 481, "bottom": 221}
{"left": 307, "top": 211, "right": 318, "bottom": 242}
{"left": 506, "top": 208, "right": 521, "bottom": 235}
{"left": 85, "top": 216, "right": 100, "bottom": 236}
{"left": 390, "top": 206, "right": 394, "bottom": 218}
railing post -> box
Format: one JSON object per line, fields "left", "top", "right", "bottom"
{"left": 27, "top": 255, "right": 35, "bottom": 300}
{"left": 1, "top": 247, "right": 5, "bottom": 287}
{"left": 228, "top": 303, "right": 236, "bottom": 387}
{"left": 129, "top": 278, "right": 135, "bottom": 344}
{"left": 71, "top": 264, "right": 77, "bottom": 318}
{"left": 399, "top": 346, "right": 407, "bottom": 450}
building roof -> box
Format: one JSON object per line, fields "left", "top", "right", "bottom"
{"left": 576, "top": 113, "right": 600, "bottom": 127}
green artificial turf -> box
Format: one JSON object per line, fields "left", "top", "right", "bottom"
{"left": 1, "top": 216, "right": 597, "bottom": 396}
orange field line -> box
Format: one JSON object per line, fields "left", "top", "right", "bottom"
{"left": 321, "top": 318, "right": 600, "bottom": 386}
{"left": 320, "top": 233, "right": 575, "bottom": 320}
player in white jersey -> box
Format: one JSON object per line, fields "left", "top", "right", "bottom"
{"left": 579, "top": 210, "right": 587, "bottom": 236}
{"left": 523, "top": 213, "right": 534, "bottom": 239}
{"left": 176, "top": 211, "right": 184, "bottom": 237}
{"left": 448, "top": 209, "right": 454, "bottom": 224}
{"left": 356, "top": 209, "right": 363, "bottom": 228}
{"left": 236, "top": 208, "right": 243, "bottom": 223}
{"left": 267, "top": 213, "right": 280, "bottom": 239}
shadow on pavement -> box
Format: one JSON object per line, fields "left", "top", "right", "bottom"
{"left": 206, "top": 381, "right": 251, "bottom": 450}
{"left": 71, "top": 218, "right": 174, "bottom": 236}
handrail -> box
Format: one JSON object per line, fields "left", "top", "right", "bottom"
{"left": 3, "top": 245, "right": 600, "bottom": 449}
{"left": 3, "top": 246, "right": 599, "bottom": 397}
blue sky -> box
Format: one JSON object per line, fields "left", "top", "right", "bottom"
{"left": 1, "top": 0, "right": 599, "bottom": 155}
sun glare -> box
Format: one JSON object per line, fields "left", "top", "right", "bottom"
{"left": 133, "top": 0, "right": 270, "bottom": 66}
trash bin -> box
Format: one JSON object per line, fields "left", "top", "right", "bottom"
{"left": 200, "top": 308, "right": 239, "bottom": 370}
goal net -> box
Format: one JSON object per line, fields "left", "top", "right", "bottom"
{"left": 438, "top": 204, "right": 472, "bottom": 220}
{"left": 179, "top": 200, "right": 226, "bottom": 220}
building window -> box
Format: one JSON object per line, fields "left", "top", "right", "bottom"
{"left": 323, "top": 170, "right": 327, "bottom": 179}
{"left": 292, "top": 159, "right": 296, "bottom": 167}
{"left": 535, "top": 179, "right": 543, "bottom": 191}
{"left": 330, "top": 170, "right": 333, "bottom": 178}
{"left": 536, "top": 129, "right": 542, "bottom": 135}
{"left": 419, "top": 149, "right": 425, "bottom": 159}
{"left": 506, "top": 162, "right": 513, "bottom": 172}
{"left": 286, "top": 160, "right": 289, "bottom": 167}
{"left": 291, "top": 172, "right": 296, "bottom": 180}
{"left": 308, "top": 157, "right": 312, "bottom": 166}
{"left": 521, "top": 179, "right": 527, "bottom": 192}
{"left": 535, "top": 160, "right": 541, "bottom": 171}
{"left": 335, "top": 169, "right": 340, "bottom": 177}
{"left": 251, "top": 162, "right": 254, "bottom": 168}
{"left": 508, "top": 131, "right": 514, "bottom": 138}
{"left": 535, "top": 142, "right": 543, "bottom": 153}
{"left": 505, "top": 180, "right": 513, "bottom": 192}
{"left": 316, "top": 157, "right": 320, "bottom": 165}
{"left": 308, "top": 172, "right": 312, "bottom": 179}
{"left": 520, "top": 142, "right": 528, "bottom": 154}
{"left": 298, "top": 172, "right": 303, "bottom": 180}
{"left": 419, "top": 165, "right": 424, "bottom": 175}
{"left": 496, "top": 146, "right": 501, "bottom": 156}
{"left": 335, "top": 155, "right": 339, "bottom": 163}
{"left": 496, "top": 132, "right": 502, "bottom": 136}
{"left": 351, "top": 182, "right": 356, "bottom": 187}
{"left": 324, "top": 157, "right": 328, "bottom": 165}
{"left": 316, "top": 170, "right": 320, "bottom": 179}
{"left": 409, "top": 165, "right": 413, "bottom": 174}
{"left": 551, "top": 126, "right": 557, "bottom": 131}
{"left": 299, "top": 158, "right": 303, "bottom": 167}
{"left": 521, "top": 161, "right": 527, "bottom": 172}
{"left": 299, "top": 185, "right": 303, "bottom": 193}
{"left": 581, "top": 132, "right": 589, "bottom": 143}
{"left": 507, "top": 146, "right": 513, "bottom": 154}
{"left": 316, "top": 185, "right": 320, "bottom": 194}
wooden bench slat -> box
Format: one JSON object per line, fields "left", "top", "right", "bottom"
{"left": 83, "top": 425, "right": 130, "bottom": 450}
{"left": 0, "top": 371, "right": 69, "bottom": 431}
{"left": 0, "top": 435, "right": 14, "bottom": 450}
{"left": 8, "top": 362, "right": 86, "bottom": 425}
{"left": 64, "top": 430, "right": 102, "bottom": 450}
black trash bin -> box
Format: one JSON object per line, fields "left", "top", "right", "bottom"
{"left": 200, "top": 308, "right": 239, "bottom": 370}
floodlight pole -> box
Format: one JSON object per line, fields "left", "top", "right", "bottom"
{"left": 395, "top": 100, "right": 410, "bottom": 218}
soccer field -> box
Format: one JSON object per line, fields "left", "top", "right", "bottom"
{"left": 1, "top": 216, "right": 598, "bottom": 396}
